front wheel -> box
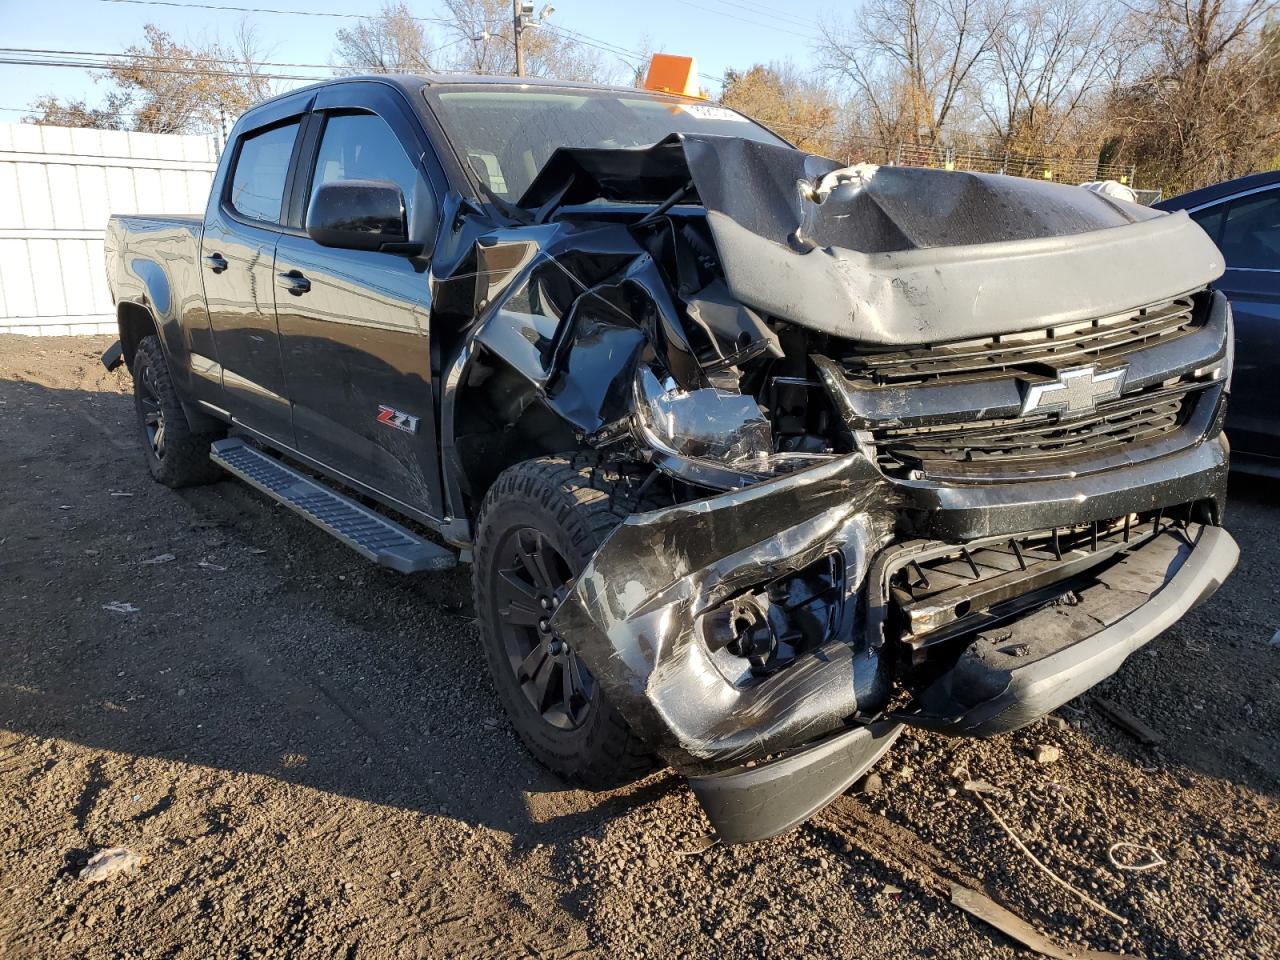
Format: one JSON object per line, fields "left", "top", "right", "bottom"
{"left": 131, "top": 335, "right": 223, "bottom": 488}
{"left": 473, "top": 456, "right": 652, "bottom": 788}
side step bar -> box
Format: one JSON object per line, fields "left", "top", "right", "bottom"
{"left": 209, "top": 438, "right": 456, "bottom": 573}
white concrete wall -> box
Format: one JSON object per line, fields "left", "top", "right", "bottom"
{"left": 0, "top": 123, "right": 218, "bottom": 336}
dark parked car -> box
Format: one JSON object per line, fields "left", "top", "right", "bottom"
{"left": 1157, "top": 171, "right": 1280, "bottom": 475}
{"left": 103, "top": 74, "right": 1238, "bottom": 843}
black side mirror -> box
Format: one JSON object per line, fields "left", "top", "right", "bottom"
{"left": 306, "top": 179, "right": 419, "bottom": 253}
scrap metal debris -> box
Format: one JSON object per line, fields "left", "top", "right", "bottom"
{"left": 1093, "top": 699, "right": 1164, "bottom": 746}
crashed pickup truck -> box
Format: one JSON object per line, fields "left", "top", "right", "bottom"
{"left": 103, "top": 74, "right": 1238, "bottom": 842}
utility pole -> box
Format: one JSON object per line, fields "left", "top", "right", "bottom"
{"left": 512, "top": 0, "right": 526, "bottom": 77}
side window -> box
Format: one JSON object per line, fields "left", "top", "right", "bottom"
{"left": 229, "top": 121, "right": 300, "bottom": 224}
{"left": 1189, "top": 205, "right": 1225, "bottom": 245}
{"left": 1220, "top": 193, "right": 1280, "bottom": 270}
{"left": 308, "top": 112, "right": 425, "bottom": 226}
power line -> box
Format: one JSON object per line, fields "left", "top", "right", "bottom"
{"left": 539, "top": 23, "right": 722, "bottom": 86}
{"left": 0, "top": 46, "right": 334, "bottom": 70}
{"left": 0, "top": 54, "right": 325, "bottom": 82}
{"left": 95, "top": 0, "right": 453, "bottom": 23}
{"left": 92, "top": 0, "right": 731, "bottom": 84}
{"left": 676, "top": 0, "right": 818, "bottom": 34}
{"left": 675, "top": 0, "right": 822, "bottom": 42}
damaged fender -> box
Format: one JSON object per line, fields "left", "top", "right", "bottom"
{"left": 550, "top": 453, "right": 902, "bottom": 771}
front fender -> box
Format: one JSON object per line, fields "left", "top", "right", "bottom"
{"left": 550, "top": 453, "right": 902, "bottom": 771}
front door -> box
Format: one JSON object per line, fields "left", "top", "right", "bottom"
{"left": 201, "top": 115, "right": 304, "bottom": 445}
{"left": 274, "top": 99, "right": 444, "bottom": 518}
{"left": 1195, "top": 191, "right": 1280, "bottom": 461}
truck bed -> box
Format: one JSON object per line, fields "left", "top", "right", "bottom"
{"left": 105, "top": 213, "right": 204, "bottom": 325}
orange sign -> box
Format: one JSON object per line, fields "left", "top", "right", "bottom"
{"left": 643, "top": 54, "right": 702, "bottom": 98}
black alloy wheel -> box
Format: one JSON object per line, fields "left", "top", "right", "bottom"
{"left": 472, "top": 455, "right": 652, "bottom": 787}
{"left": 137, "top": 358, "right": 167, "bottom": 461}
{"left": 130, "top": 335, "right": 224, "bottom": 488}
{"left": 496, "top": 526, "right": 595, "bottom": 731}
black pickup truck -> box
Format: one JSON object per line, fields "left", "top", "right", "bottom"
{"left": 104, "top": 74, "right": 1239, "bottom": 843}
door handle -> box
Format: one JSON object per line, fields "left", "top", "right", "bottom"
{"left": 204, "top": 253, "right": 228, "bottom": 273}
{"left": 277, "top": 270, "right": 311, "bottom": 296}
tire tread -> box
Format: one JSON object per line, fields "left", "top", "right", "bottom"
{"left": 473, "top": 454, "right": 654, "bottom": 788}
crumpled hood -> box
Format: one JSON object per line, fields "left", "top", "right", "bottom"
{"left": 519, "top": 134, "right": 1225, "bottom": 344}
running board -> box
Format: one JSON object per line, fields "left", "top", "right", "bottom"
{"left": 209, "top": 438, "right": 456, "bottom": 573}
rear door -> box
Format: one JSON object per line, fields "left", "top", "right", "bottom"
{"left": 1192, "top": 190, "right": 1280, "bottom": 460}
{"left": 201, "top": 101, "right": 309, "bottom": 444}
{"left": 273, "top": 82, "right": 446, "bottom": 519}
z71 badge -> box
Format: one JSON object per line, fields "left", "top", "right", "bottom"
{"left": 376, "top": 405, "right": 419, "bottom": 434}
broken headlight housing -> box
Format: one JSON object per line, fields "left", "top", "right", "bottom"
{"left": 633, "top": 366, "right": 773, "bottom": 467}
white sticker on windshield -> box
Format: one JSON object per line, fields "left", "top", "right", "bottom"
{"left": 678, "top": 104, "right": 748, "bottom": 122}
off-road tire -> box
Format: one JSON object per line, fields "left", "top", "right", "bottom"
{"left": 474, "top": 455, "right": 653, "bottom": 788}
{"left": 131, "top": 335, "right": 224, "bottom": 488}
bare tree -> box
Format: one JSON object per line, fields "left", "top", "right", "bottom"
{"left": 435, "top": 0, "right": 613, "bottom": 80}
{"left": 28, "top": 22, "right": 276, "bottom": 134}
{"left": 1109, "top": 0, "right": 1280, "bottom": 191}
{"left": 818, "top": 0, "right": 1005, "bottom": 149}
{"left": 333, "top": 2, "right": 436, "bottom": 74}
{"left": 978, "top": 0, "right": 1134, "bottom": 150}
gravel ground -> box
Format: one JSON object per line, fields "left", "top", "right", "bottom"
{"left": 1, "top": 334, "right": 1277, "bottom": 960}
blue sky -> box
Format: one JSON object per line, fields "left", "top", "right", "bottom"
{"left": 0, "top": 0, "right": 828, "bottom": 119}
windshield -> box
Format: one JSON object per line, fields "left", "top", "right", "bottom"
{"left": 427, "top": 86, "right": 787, "bottom": 201}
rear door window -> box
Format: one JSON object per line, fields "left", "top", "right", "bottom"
{"left": 1219, "top": 192, "right": 1280, "bottom": 270}
{"left": 229, "top": 120, "right": 300, "bottom": 224}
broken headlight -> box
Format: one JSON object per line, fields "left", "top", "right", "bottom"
{"left": 634, "top": 366, "right": 772, "bottom": 466}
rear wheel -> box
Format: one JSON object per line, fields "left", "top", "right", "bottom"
{"left": 474, "top": 456, "right": 652, "bottom": 788}
{"left": 131, "top": 335, "right": 223, "bottom": 488}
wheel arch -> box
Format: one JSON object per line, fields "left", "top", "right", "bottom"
{"left": 441, "top": 342, "right": 592, "bottom": 530}
{"left": 116, "top": 299, "right": 221, "bottom": 432}
{"left": 116, "top": 300, "right": 160, "bottom": 371}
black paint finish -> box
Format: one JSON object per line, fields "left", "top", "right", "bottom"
{"left": 104, "top": 76, "right": 1239, "bottom": 817}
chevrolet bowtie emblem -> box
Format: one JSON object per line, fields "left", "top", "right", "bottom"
{"left": 1020, "top": 364, "right": 1127, "bottom": 417}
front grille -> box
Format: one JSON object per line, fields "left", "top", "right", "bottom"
{"left": 873, "top": 381, "right": 1203, "bottom": 477}
{"left": 842, "top": 295, "right": 1198, "bottom": 387}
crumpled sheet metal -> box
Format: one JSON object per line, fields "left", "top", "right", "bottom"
{"left": 519, "top": 134, "right": 1224, "bottom": 346}
{"left": 550, "top": 453, "right": 899, "bottom": 770}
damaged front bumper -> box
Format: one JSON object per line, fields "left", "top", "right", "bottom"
{"left": 551, "top": 441, "right": 1238, "bottom": 843}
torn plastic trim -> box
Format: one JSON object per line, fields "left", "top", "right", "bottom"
{"left": 688, "top": 718, "right": 903, "bottom": 844}
{"left": 549, "top": 452, "right": 901, "bottom": 770}
{"left": 897, "top": 434, "right": 1229, "bottom": 542}
{"left": 899, "top": 523, "right": 1238, "bottom": 736}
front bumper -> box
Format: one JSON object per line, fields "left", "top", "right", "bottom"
{"left": 551, "top": 440, "right": 1234, "bottom": 841}
{"left": 903, "top": 522, "right": 1237, "bottom": 735}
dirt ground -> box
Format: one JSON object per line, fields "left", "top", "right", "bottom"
{"left": 1, "top": 334, "right": 1277, "bottom": 960}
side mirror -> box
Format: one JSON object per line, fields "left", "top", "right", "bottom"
{"left": 306, "top": 179, "right": 419, "bottom": 253}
